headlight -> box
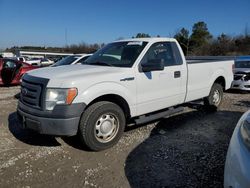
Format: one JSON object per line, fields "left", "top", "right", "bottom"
{"left": 240, "top": 113, "right": 250, "bottom": 151}
{"left": 45, "top": 88, "right": 77, "bottom": 110}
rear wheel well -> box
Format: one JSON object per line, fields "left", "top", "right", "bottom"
{"left": 214, "top": 76, "right": 226, "bottom": 91}
{"left": 87, "top": 94, "right": 131, "bottom": 120}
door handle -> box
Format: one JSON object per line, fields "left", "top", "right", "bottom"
{"left": 120, "top": 77, "right": 135, "bottom": 81}
{"left": 174, "top": 71, "right": 181, "bottom": 78}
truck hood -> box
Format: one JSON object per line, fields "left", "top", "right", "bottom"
{"left": 234, "top": 68, "right": 250, "bottom": 74}
{"left": 26, "top": 64, "right": 132, "bottom": 88}
{"left": 27, "top": 64, "right": 123, "bottom": 79}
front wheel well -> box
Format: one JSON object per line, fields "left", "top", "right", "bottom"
{"left": 87, "top": 94, "right": 131, "bottom": 120}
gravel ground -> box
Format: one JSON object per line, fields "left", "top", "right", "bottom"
{"left": 0, "top": 86, "right": 249, "bottom": 188}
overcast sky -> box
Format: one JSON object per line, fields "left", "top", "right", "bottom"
{"left": 0, "top": 0, "right": 249, "bottom": 49}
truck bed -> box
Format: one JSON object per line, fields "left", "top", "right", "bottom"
{"left": 186, "top": 56, "right": 235, "bottom": 64}
{"left": 184, "top": 59, "right": 234, "bottom": 103}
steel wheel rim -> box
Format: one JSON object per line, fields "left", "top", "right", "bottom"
{"left": 212, "top": 89, "right": 221, "bottom": 105}
{"left": 95, "top": 113, "right": 119, "bottom": 143}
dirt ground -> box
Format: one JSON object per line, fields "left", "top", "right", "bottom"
{"left": 0, "top": 86, "right": 249, "bottom": 188}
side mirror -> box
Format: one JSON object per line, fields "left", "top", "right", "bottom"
{"left": 141, "top": 59, "right": 164, "bottom": 72}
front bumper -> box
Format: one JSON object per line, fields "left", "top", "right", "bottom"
{"left": 231, "top": 80, "right": 250, "bottom": 91}
{"left": 17, "top": 101, "right": 86, "bottom": 136}
{"left": 224, "top": 111, "right": 250, "bottom": 188}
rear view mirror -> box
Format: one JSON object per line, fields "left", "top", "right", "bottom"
{"left": 141, "top": 59, "right": 164, "bottom": 72}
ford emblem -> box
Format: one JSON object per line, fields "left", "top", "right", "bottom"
{"left": 22, "top": 88, "right": 28, "bottom": 96}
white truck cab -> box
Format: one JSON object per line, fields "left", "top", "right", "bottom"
{"left": 17, "top": 38, "right": 234, "bottom": 151}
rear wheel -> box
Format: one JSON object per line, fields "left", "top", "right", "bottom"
{"left": 78, "top": 101, "right": 125, "bottom": 151}
{"left": 204, "top": 83, "right": 223, "bottom": 111}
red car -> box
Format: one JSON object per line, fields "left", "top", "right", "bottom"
{"left": 0, "top": 58, "right": 38, "bottom": 86}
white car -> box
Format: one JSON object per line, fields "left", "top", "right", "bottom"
{"left": 40, "top": 58, "right": 54, "bottom": 66}
{"left": 16, "top": 56, "right": 26, "bottom": 62}
{"left": 231, "top": 57, "right": 250, "bottom": 91}
{"left": 224, "top": 110, "right": 250, "bottom": 188}
{"left": 17, "top": 38, "right": 234, "bottom": 151}
{"left": 52, "top": 54, "right": 91, "bottom": 67}
{"left": 25, "top": 58, "right": 42, "bottom": 66}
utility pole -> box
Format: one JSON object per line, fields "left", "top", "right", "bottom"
{"left": 245, "top": 23, "right": 249, "bottom": 37}
{"left": 65, "top": 28, "right": 68, "bottom": 46}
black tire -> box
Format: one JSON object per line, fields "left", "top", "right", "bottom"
{"left": 204, "top": 83, "right": 223, "bottom": 111}
{"left": 78, "top": 101, "right": 126, "bottom": 151}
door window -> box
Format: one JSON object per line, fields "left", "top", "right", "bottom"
{"left": 3, "top": 60, "right": 17, "bottom": 68}
{"left": 141, "top": 42, "right": 182, "bottom": 66}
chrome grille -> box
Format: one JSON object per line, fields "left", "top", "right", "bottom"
{"left": 20, "top": 79, "right": 42, "bottom": 108}
{"left": 234, "top": 75, "right": 243, "bottom": 80}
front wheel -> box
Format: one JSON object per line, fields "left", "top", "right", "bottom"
{"left": 204, "top": 83, "right": 223, "bottom": 111}
{"left": 78, "top": 101, "right": 126, "bottom": 151}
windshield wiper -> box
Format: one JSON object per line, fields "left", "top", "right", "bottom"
{"left": 85, "top": 61, "right": 113, "bottom": 67}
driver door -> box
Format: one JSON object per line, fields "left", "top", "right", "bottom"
{"left": 1, "top": 59, "right": 19, "bottom": 85}
{"left": 136, "top": 42, "right": 186, "bottom": 116}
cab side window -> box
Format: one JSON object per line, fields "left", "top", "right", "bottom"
{"left": 141, "top": 42, "right": 182, "bottom": 66}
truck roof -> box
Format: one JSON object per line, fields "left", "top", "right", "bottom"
{"left": 115, "top": 37, "right": 177, "bottom": 43}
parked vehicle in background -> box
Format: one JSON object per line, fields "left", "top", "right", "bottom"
{"left": 16, "top": 57, "right": 26, "bottom": 62}
{"left": 224, "top": 110, "right": 250, "bottom": 188}
{"left": 231, "top": 56, "right": 250, "bottom": 91}
{"left": 40, "top": 58, "right": 54, "bottom": 66}
{"left": 50, "top": 56, "right": 64, "bottom": 63}
{"left": 17, "top": 38, "right": 234, "bottom": 151}
{"left": 0, "top": 58, "right": 38, "bottom": 86}
{"left": 51, "top": 54, "right": 91, "bottom": 67}
{"left": 25, "top": 58, "right": 42, "bottom": 66}
{"left": 0, "top": 52, "right": 14, "bottom": 58}
{"left": 16, "top": 56, "right": 36, "bottom": 63}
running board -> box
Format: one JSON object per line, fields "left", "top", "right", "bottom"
{"left": 134, "top": 107, "right": 184, "bottom": 125}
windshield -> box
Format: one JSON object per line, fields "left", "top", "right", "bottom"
{"left": 52, "top": 55, "right": 79, "bottom": 66}
{"left": 83, "top": 41, "right": 148, "bottom": 67}
{"left": 235, "top": 61, "right": 250, "bottom": 68}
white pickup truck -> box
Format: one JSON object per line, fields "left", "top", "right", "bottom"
{"left": 17, "top": 38, "right": 234, "bottom": 151}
